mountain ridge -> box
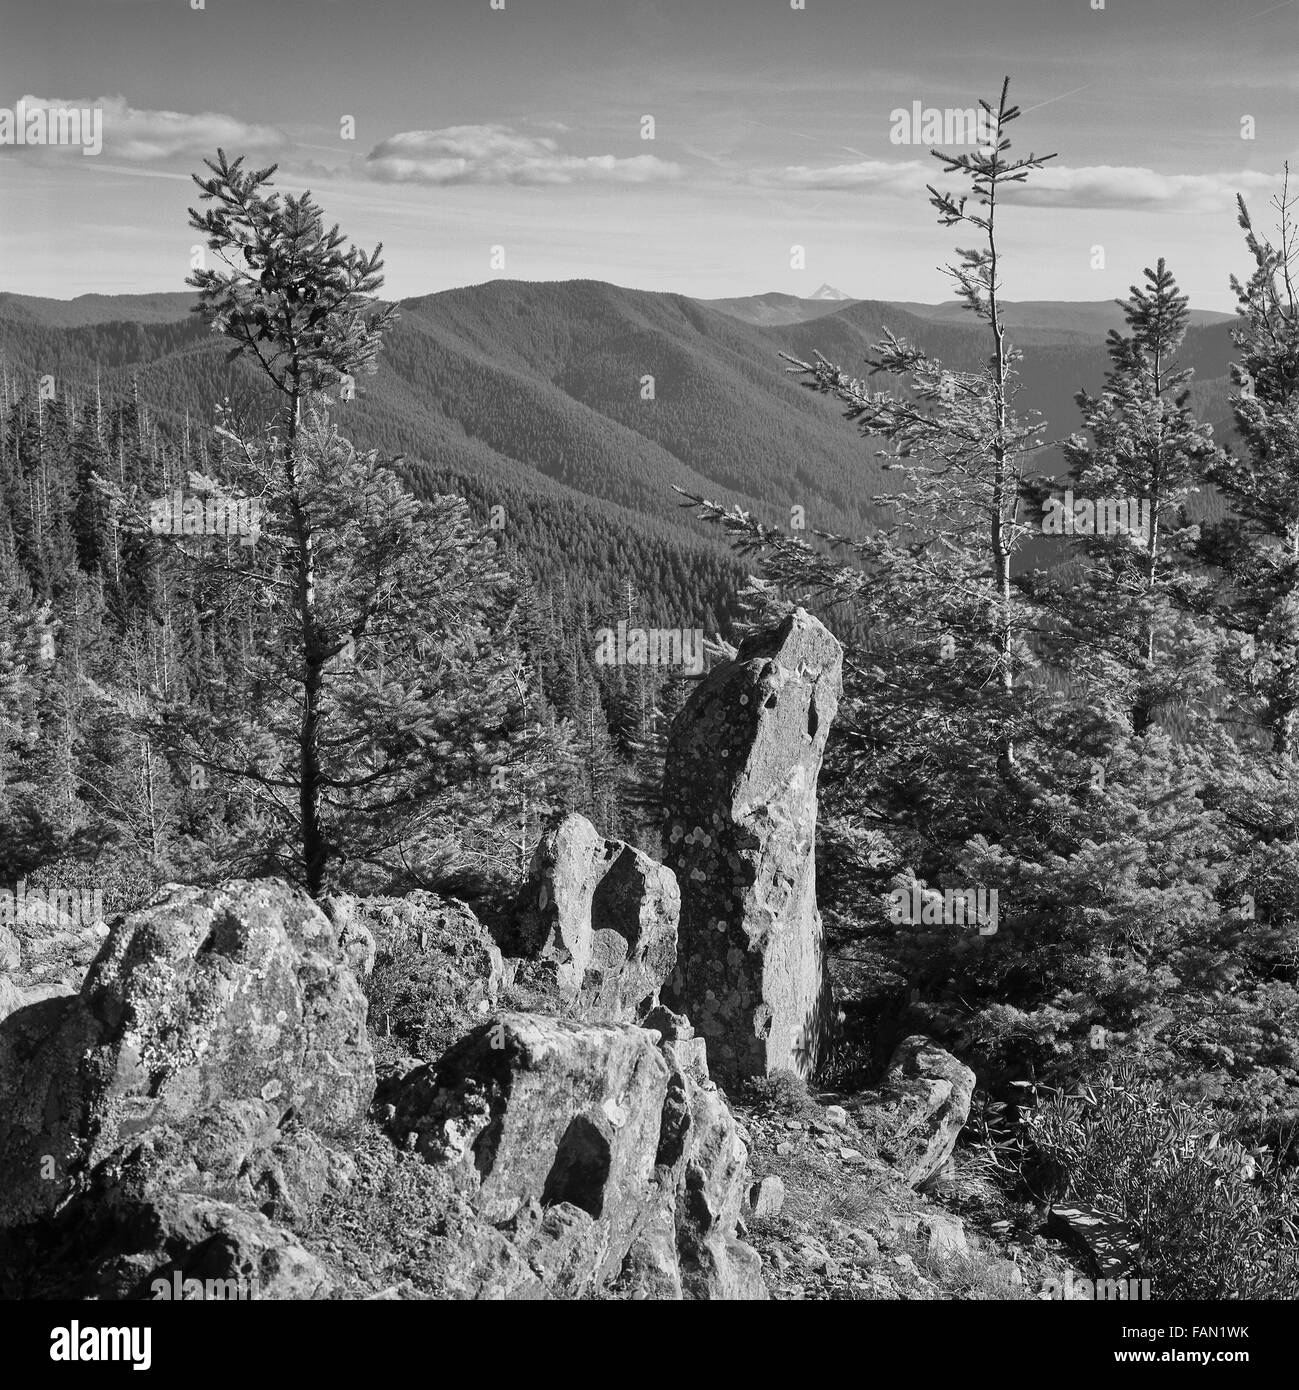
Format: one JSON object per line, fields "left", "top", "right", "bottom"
{"left": 0, "top": 278, "right": 1240, "bottom": 625}
{"left": 0, "top": 284, "right": 1237, "bottom": 334}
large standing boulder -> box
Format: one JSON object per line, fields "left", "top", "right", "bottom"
{"left": 662, "top": 608, "right": 842, "bottom": 1083}
{"left": 504, "top": 814, "right": 679, "bottom": 1023}
{"left": 0, "top": 879, "right": 375, "bottom": 1229}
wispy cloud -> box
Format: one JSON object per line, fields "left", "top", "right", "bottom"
{"left": 1002, "top": 164, "right": 1285, "bottom": 211}
{"left": 757, "top": 158, "right": 931, "bottom": 194}
{"left": 759, "top": 158, "right": 1286, "bottom": 211}
{"left": 362, "top": 124, "right": 682, "bottom": 186}
{"left": 0, "top": 94, "right": 283, "bottom": 161}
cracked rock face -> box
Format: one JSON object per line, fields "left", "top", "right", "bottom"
{"left": 504, "top": 813, "right": 679, "bottom": 1023}
{"left": 0, "top": 879, "right": 374, "bottom": 1229}
{"left": 876, "top": 1035, "right": 976, "bottom": 1189}
{"left": 661, "top": 609, "right": 842, "bottom": 1084}
{"left": 387, "top": 1013, "right": 669, "bottom": 1286}
{"left": 382, "top": 1012, "right": 766, "bottom": 1300}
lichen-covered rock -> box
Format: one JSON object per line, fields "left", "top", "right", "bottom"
{"left": 30, "top": 1187, "right": 332, "bottom": 1300}
{"left": 1, "top": 1091, "right": 335, "bottom": 1298}
{"left": 662, "top": 608, "right": 842, "bottom": 1083}
{"left": 0, "top": 879, "right": 374, "bottom": 1229}
{"left": 388, "top": 1013, "right": 669, "bottom": 1286}
{"left": 0, "top": 883, "right": 109, "bottom": 995}
{"left": 384, "top": 1012, "right": 766, "bottom": 1300}
{"left": 414, "top": 1191, "right": 607, "bottom": 1301}
{"left": 872, "top": 1035, "right": 976, "bottom": 1189}
{"left": 112, "top": 1098, "right": 352, "bottom": 1226}
{"left": 504, "top": 813, "right": 679, "bottom": 1023}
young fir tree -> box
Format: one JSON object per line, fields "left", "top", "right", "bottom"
{"left": 683, "top": 79, "right": 1058, "bottom": 861}
{"left": 1201, "top": 170, "right": 1299, "bottom": 757}
{"left": 1182, "top": 171, "right": 1299, "bottom": 1133}
{"left": 1040, "top": 259, "right": 1222, "bottom": 735}
{"left": 772, "top": 77, "right": 1056, "bottom": 786}
{"left": 102, "top": 150, "right": 568, "bottom": 897}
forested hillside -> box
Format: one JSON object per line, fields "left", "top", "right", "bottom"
{"left": 0, "top": 277, "right": 1242, "bottom": 625}
{"left": 0, "top": 253, "right": 1254, "bottom": 908}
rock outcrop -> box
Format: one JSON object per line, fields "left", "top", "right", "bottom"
{"left": 662, "top": 608, "right": 842, "bottom": 1083}
{"left": 504, "top": 813, "right": 679, "bottom": 1023}
{"left": 381, "top": 1012, "right": 765, "bottom": 1299}
{"left": 0, "top": 879, "right": 375, "bottom": 1230}
{"left": 2, "top": 870, "right": 770, "bottom": 1300}
{"left": 869, "top": 1034, "right": 976, "bottom": 1189}
{"left": 0, "top": 886, "right": 109, "bottom": 997}
{"left": 23, "top": 1178, "right": 334, "bottom": 1300}
{"left": 659, "top": 1037, "right": 764, "bottom": 1298}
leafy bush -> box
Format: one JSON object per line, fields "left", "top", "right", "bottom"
{"left": 25, "top": 852, "right": 163, "bottom": 918}
{"left": 739, "top": 1068, "right": 813, "bottom": 1118}
{"left": 1013, "top": 1066, "right": 1299, "bottom": 1299}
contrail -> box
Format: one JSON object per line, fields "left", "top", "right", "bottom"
{"left": 1019, "top": 84, "right": 1096, "bottom": 117}
{"left": 1238, "top": 0, "right": 1295, "bottom": 21}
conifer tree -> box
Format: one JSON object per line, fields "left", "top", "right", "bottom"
{"left": 1044, "top": 259, "right": 1221, "bottom": 734}
{"left": 776, "top": 76, "right": 1056, "bottom": 782}
{"left": 1201, "top": 170, "right": 1299, "bottom": 756}
{"left": 98, "top": 151, "right": 567, "bottom": 896}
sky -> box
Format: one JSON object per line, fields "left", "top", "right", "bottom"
{"left": 0, "top": 0, "right": 1295, "bottom": 308}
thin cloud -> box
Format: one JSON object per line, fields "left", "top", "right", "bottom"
{"left": 761, "top": 158, "right": 1286, "bottom": 211}
{"left": 363, "top": 124, "right": 682, "bottom": 186}
{"left": 1002, "top": 165, "right": 1285, "bottom": 211}
{"left": 0, "top": 94, "right": 284, "bottom": 160}
{"left": 757, "top": 158, "right": 931, "bottom": 194}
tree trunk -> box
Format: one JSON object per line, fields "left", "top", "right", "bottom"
{"left": 286, "top": 394, "right": 329, "bottom": 897}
